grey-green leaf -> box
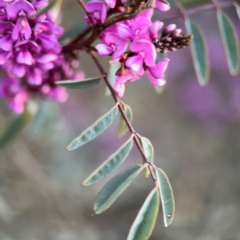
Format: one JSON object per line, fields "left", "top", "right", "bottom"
{"left": 59, "top": 23, "right": 88, "bottom": 42}
{"left": 67, "top": 105, "right": 118, "bottom": 150}
{"left": 217, "top": 10, "right": 240, "bottom": 76}
{"left": 106, "top": 61, "right": 121, "bottom": 96}
{"left": 127, "top": 189, "right": 160, "bottom": 240}
{"left": 0, "top": 106, "right": 33, "bottom": 148}
{"left": 157, "top": 168, "right": 175, "bottom": 227}
{"left": 56, "top": 77, "right": 101, "bottom": 89}
{"left": 140, "top": 136, "right": 154, "bottom": 178}
{"left": 235, "top": 2, "right": 240, "bottom": 20}
{"left": 118, "top": 104, "right": 133, "bottom": 138}
{"left": 185, "top": 18, "right": 210, "bottom": 86}
{"left": 140, "top": 137, "right": 154, "bottom": 163}
{"left": 30, "top": 0, "right": 59, "bottom": 17}
{"left": 82, "top": 138, "right": 133, "bottom": 186}
{"left": 94, "top": 165, "right": 143, "bottom": 214}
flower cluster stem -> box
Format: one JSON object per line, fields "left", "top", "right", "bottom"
{"left": 89, "top": 50, "right": 157, "bottom": 181}
{"left": 76, "top": 0, "right": 96, "bottom": 27}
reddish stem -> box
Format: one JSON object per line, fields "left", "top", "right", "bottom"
{"left": 89, "top": 50, "right": 157, "bottom": 181}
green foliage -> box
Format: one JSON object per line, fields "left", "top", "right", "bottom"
{"left": 67, "top": 105, "right": 118, "bottom": 150}
{"left": 82, "top": 137, "right": 133, "bottom": 186}
{"left": 94, "top": 165, "right": 143, "bottom": 214}
{"left": 235, "top": 3, "right": 240, "bottom": 20}
{"left": 106, "top": 61, "right": 121, "bottom": 96}
{"left": 157, "top": 168, "right": 175, "bottom": 227}
{"left": 0, "top": 104, "right": 35, "bottom": 148}
{"left": 127, "top": 189, "right": 160, "bottom": 240}
{"left": 56, "top": 77, "right": 101, "bottom": 89}
{"left": 140, "top": 136, "right": 154, "bottom": 178}
{"left": 30, "top": 0, "right": 60, "bottom": 17}
{"left": 59, "top": 23, "right": 88, "bottom": 43}
{"left": 185, "top": 19, "right": 210, "bottom": 86}
{"left": 217, "top": 10, "right": 240, "bottom": 76}
{"left": 118, "top": 103, "right": 133, "bottom": 138}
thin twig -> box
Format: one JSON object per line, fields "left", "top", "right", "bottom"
{"left": 89, "top": 50, "right": 157, "bottom": 181}
{"left": 76, "top": 0, "right": 96, "bottom": 28}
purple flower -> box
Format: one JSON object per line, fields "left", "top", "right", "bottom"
{"left": 0, "top": 0, "right": 82, "bottom": 113}
{"left": 96, "top": 32, "right": 128, "bottom": 60}
{"left": 0, "top": 76, "right": 28, "bottom": 113}
{"left": 114, "top": 70, "right": 140, "bottom": 97}
{"left": 125, "top": 40, "right": 156, "bottom": 74}
{"left": 149, "top": 20, "right": 164, "bottom": 40}
{"left": 155, "top": 1, "right": 170, "bottom": 11}
{"left": 146, "top": 58, "right": 170, "bottom": 86}
{"left": 105, "top": 0, "right": 116, "bottom": 8}
{"left": 85, "top": 0, "right": 107, "bottom": 24}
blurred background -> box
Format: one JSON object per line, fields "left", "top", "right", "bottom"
{"left": 0, "top": 0, "right": 240, "bottom": 239}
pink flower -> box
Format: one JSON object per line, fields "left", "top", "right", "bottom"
{"left": 125, "top": 40, "right": 156, "bottom": 74}
{"left": 85, "top": 0, "right": 107, "bottom": 24}
{"left": 114, "top": 70, "right": 140, "bottom": 97}
{"left": 96, "top": 32, "right": 128, "bottom": 60}
{"left": 149, "top": 21, "right": 164, "bottom": 40}
{"left": 155, "top": 1, "right": 170, "bottom": 11}
{"left": 105, "top": 0, "right": 116, "bottom": 8}
{"left": 146, "top": 58, "right": 170, "bottom": 86}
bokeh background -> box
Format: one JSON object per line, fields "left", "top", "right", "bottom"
{"left": 0, "top": 1, "right": 240, "bottom": 239}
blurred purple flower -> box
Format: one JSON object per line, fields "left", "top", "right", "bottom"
{"left": 85, "top": 0, "right": 107, "bottom": 24}
{"left": 0, "top": 0, "right": 83, "bottom": 113}
{"left": 96, "top": 32, "right": 128, "bottom": 60}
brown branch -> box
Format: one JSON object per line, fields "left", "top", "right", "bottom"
{"left": 89, "top": 50, "right": 157, "bottom": 181}
{"left": 161, "top": 1, "right": 235, "bottom": 22}
{"left": 76, "top": 0, "right": 96, "bottom": 28}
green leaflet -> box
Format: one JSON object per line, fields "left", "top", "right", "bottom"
{"left": 185, "top": 18, "right": 210, "bottom": 86}
{"left": 118, "top": 104, "right": 133, "bottom": 138}
{"left": 30, "top": 0, "right": 59, "bottom": 17}
{"left": 59, "top": 23, "right": 88, "bottom": 42}
{"left": 82, "top": 138, "right": 133, "bottom": 186}
{"left": 56, "top": 77, "right": 101, "bottom": 89}
{"left": 106, "top": 61, "right": 121, "bottom": 96}
{"left": 127, "top": 189, "right": 160, "bottom": 240}
{"left": 0, "top": 105, "right": 35, "bottom": 148}
{"left": 67, "top": 105, "right": 118, "bottom": 150}
{"left": 156, "top": 168, "right": 175, "bottom": 227}
{"left": 140, "top": 136, "right": 154, "bottom": 178}
{"left": 217, "top": 10, "right": 240, "bottom": 76}
{"left": 94, "top": 165, "right": 143, "bottom": 214}
{"left": 140, "top": 137, "right": 154, "bottom": 163}
{"left": 180, "top": 0, "right": 209, "bottom": 7}
{"left": 235, "top": 3, "right": 240, "bottom": 20}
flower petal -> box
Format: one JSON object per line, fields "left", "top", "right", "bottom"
{"left": 146, "top": 69, "right": 166, "bottom": 86}
{"left": 95, "top": 43, "right": 112, "bottom": 56}
{"left": 148, "top": 58, "right": 170, "bottom": 78}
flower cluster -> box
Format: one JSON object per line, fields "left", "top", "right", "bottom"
{"left": 0, "top": 0, "right": 82, "bottom": 113}
{"left": 85, "top": 0, "right": 171, "bottom": 96}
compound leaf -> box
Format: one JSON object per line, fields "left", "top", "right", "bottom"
{"left": 127, "top": 189, "right": 160, "bottom": 240}
{"left": 94, "top": 165, "right": 143, "bottom": 214}
{"left": 82, "top": 137, "right": 133, "bottom": 186}
{"left": 67, "top": 105, "right": 118, "bottom": 150}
